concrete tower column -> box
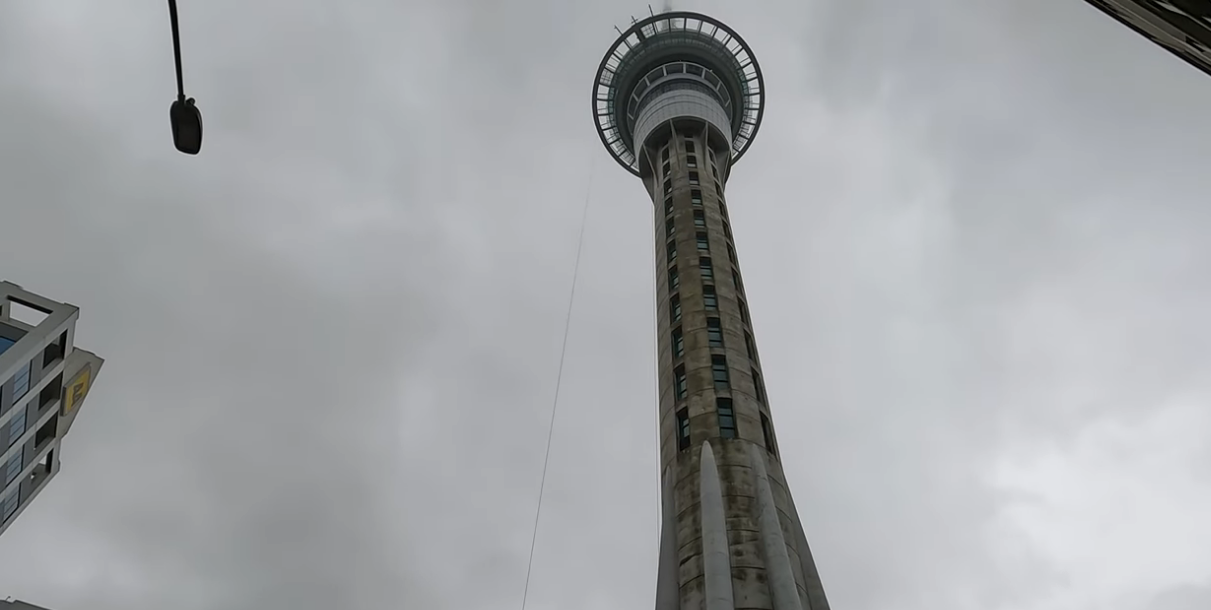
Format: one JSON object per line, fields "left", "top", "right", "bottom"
{"left": 592, "top": 12, "right": 832, "bottom": 610}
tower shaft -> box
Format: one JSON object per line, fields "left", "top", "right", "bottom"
{"left": 592, "top": 11, "right": 831, "bottom": 609}
{"left": 648, "top": 129, "right": 830, "bottom": 610}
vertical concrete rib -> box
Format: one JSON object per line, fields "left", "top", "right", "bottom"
{"left": 748, "top": 443, "right": 803, "bottom": 610}
{"left": 699, "top": 441, "right": 735, "bottom": 610}
{"left": 654, "top": 472, "right": 682, "bottom": 610}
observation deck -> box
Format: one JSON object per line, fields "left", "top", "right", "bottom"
{"left": 592, "top": 12, "right": 765, "bottom": 177}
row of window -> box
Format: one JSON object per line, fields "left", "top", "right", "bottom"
{"left": 661, "top": 136, "right": 778, "bottom": 457}
{"left": 675, "top": 402, "right": 778, "bottom": 453}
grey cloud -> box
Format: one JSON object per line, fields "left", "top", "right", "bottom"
{"left": 2, "top": 1, "right": 1210, "bottom": 610}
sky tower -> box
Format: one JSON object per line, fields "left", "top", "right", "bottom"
{"left": 592, "top": 10, "right": 831, "bottom": 610}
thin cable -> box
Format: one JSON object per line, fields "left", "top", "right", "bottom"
{"left": 520, "top": 154, "right": 596, "bottom": 610}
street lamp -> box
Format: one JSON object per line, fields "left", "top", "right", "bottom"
{"left": 167, "top": 0, "right": 202, "bottom": 155}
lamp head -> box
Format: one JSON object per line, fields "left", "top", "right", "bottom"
{"left": 169, "top": 97, "right": 203, "bottom": 155}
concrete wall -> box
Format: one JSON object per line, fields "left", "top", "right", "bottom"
{"left": 648, "top": 127, "right": 830, "bottom": 609}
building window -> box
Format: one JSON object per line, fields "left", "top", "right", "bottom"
{"left": 12, "top": 361, "right": 30, "bottom": 401}
{"left": 687, "top": 155, "right": 697, "bottom": 168}
{"left": 707, "top": 318, "right": 724, "bottom": 347}
{"left": 663, "top": 161, "right": 671, "bottom": 177}
{"left": 752, "top": 368, "right": 767, "bottom": 403}
{"left": 696, "top": 232, "right": 710, "bottom": 252}
{"left": 42, "top": 332, "right": 66, "bottom": 367}
{"left": 761, "top": 412, "right": 778, "bottom": 457}
{"left": 685, "top": 141, "right": 696, "bottom": 153}
{"left": 744, "top": 331, "right": 755, "bottom": 360}
{"left": 672, "top": 327, "right": 684, "bottom": 359}
{"left": 726, "top": 243, "right": 737, "bottom": 264}
{"left": 676, "top": 407, "right": 691, "bottom": 450}
{"left": 711, "top": 355, "right": 730, "bottom": 390}
{"left": 732, "top": 270, "right": 742, "bottom": 291}
{"left": 716, "top": 397, "right": 737, "bottom": 439}
{"left": 723, "top": 221, "right": 732, "bottom": 239}
{"left": 712, "top": 165, "right": 719, "bottom": 179}
{"left": 714, "top": 180, "right": 723, "bottom": 194}
{"left": 0, "top": 337, "right": 13, "bottom": 357}
{"left": 668, "top": 266, "right": 679, "bottom": 290}
{"left": 691, "top": 189, "right": 703, "bottom": 206}
{"left": 666, "top": 217, "right": 675, "bottom": 238}
{"left": 739, "top": 299, "right": 749, "bottom": 324}
{"left": 3, "top": 452, "right": 21, "bottom": 486}
{"left": 664, "top": 196, "right": 673, "bottom": 216}
{"left": 1, "top": 489, "right": 17, "bottom": 523}
{"left": 674, "top": 365, "right": 688, "bottom": 400}
{"left": 689, "top": 171, "right": 700, "bottom": 186}
{"left": 662, "top": 147, "right": 670, "bottom": 162}
{"left": 699, "top": 257, "right": 714, "bottom": 281}
{"left": 7, "top": 408, "right": 25, "bottom": 448}
{"left": 693, "top": 210, "right": 706, "bottom": 228}
{"left": 664, "top": 178, "right": 672, "bottom": 195}
{"left": 667, "top": 239, "right": 677, "bottom": 262}
{"left": 703, "top": 285, "right": 718, "bottom": 309}
{"left": 670, "top": 294, "right": 681, "bottom": 324}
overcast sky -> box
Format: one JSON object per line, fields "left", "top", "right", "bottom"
{"left": 1, "top": 0, "right": 1210, "bottom": 609}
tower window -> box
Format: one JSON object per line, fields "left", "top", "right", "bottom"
{"left": 693, "top": 210, "right": 706, "bottom": 228}
{"left": 676, "top": 407, "right": 691, "bottom": 450}
{"left": 687, "top": 155, "right": 697, "bottom": 168}
{"left": 707, "top": 318, "right": 724, "bottom": 347}
{"left": 675, "top": 365, "right": 688, "bottom": 400}
{"left": 670, "top": 294, "right": 681, "bottom": 324}
{"left": 712, "top": 165, "right": 719, "bottom": 179}
{"left": 696, "top": 232, "right": 710, "bottom": 252}
{"left": 726, "top": 243, "right": 737, "bottom": 264}
{"left": 714, "top": 180, "right": 723, "bottom": 194}
{"left": 685, "top": 141, "right": 696, "bottom": 153}
{"left": 744, "top": 331, "right": 755, "bottom": 360}
{"left": 664, "top": 178, "right": 672, "bottom": 195}
{"left": 711, "top": 355, "right": 730, "bottom": 390}
{"left": 716, "top": 397, "right": 737, "bottom": 439}
{"left": 703, "top": 285, "right": 718, "bottom": 309}
{"left": 699, "top": 257, "right": 714, "bottom": 281}
{"left": 732, "top": 270, "right": 742, "bottom": 291}
{"left": 662, "top": 146, "right": 670, "bottom": 162}
{"left": 761, "top": 412, "right": 778, "bottom": 457}
{"left": 689, "top": 172, "right": 700, "bottom": 186}
{"left": 672, "top": 327, "right": 684, "bottom": 359}
{"left": 666, "top": 217, "right": 675, "bottom": 238}
{"left": 722, "top": 221, "right": 732, "bottom": 239}
{"left": 752, "top": 368, "right": 766, "bottom": 403}
{"left": 664, "top": 196, "right": 673, "bottom": 215}
{"left": 668, "top": 266, "right": 679, "bottom": 290}
{"left": 691, "top": 189, "right": 703, "bottom": 206}
{"left": 719, "top": 199, "right": 728, "bottom": 216}
{"left": 739, "top": 299, "right": 749, "bottom": 324}
{"left": 667, "top": 239, "right": 677, "bottom": 262}
{"left": 663, "top": 160, "right": 670, "bottom": 175}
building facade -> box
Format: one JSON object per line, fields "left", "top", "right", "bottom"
{"left": 0, "top": 281, "right": 103, "bottom": 539}
{"left": 1084, "top": 0, "right": 1211, "bottom": 77}
{"left": 1, "top": 599, "right": 53, "bottom": 610}
{"left": 593, "top": 12, "right": 830, "bottom": 610}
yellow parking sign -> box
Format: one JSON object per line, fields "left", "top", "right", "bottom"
{"left": 64, "top": 365, "right": 91, "bottom": 415}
